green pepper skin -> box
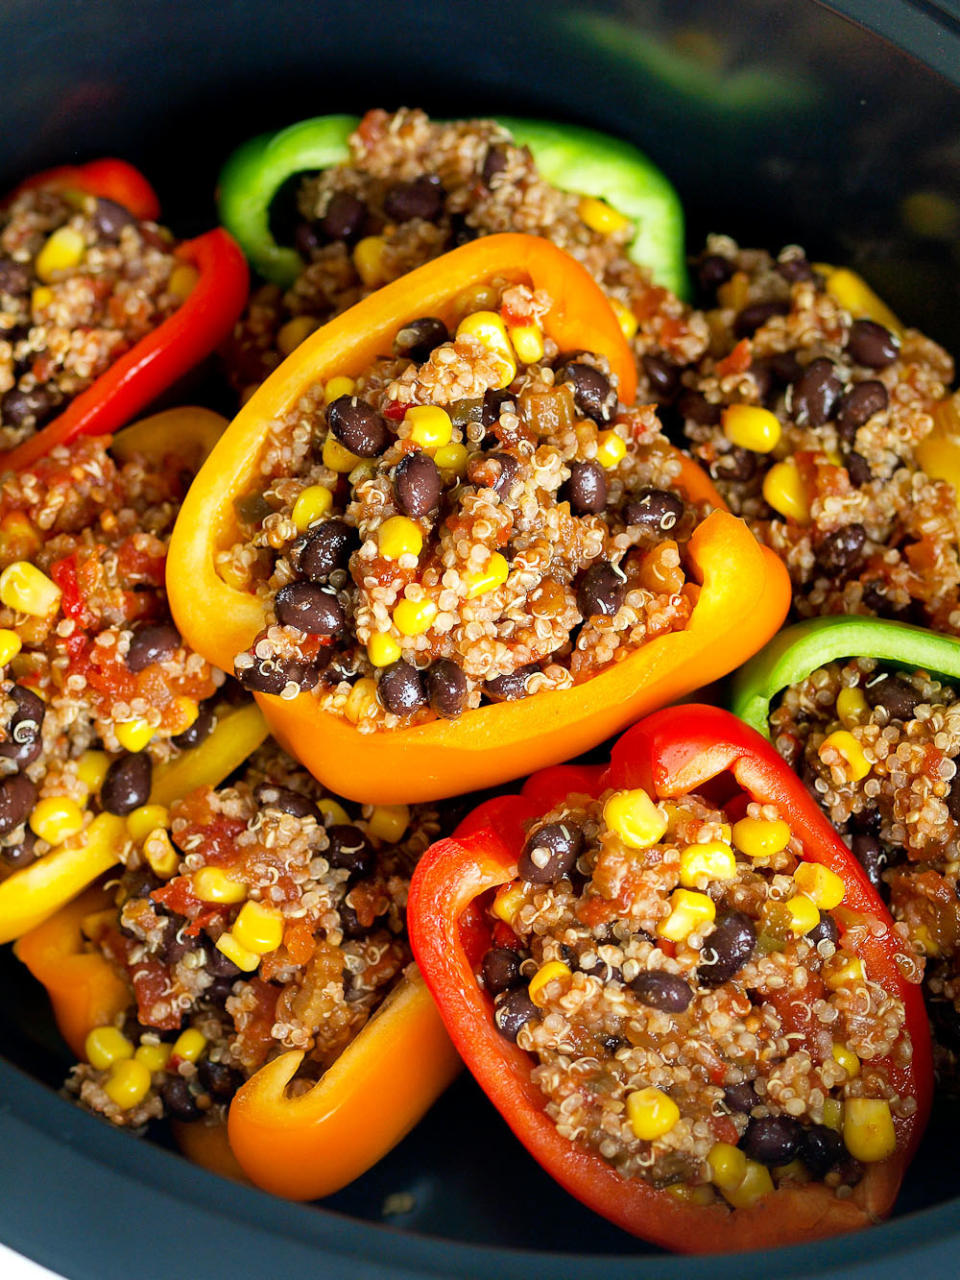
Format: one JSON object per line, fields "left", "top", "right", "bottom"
{"left": 217, "top": 114, "right": 689, "bottom": 296}
{"left": 731, "top": 615, "right": 960, "bottom": 738}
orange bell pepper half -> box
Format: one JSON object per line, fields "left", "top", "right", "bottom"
{"left": 169, "top": 233, "right": 790, "bottom": 804}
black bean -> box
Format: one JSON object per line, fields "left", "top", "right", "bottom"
{"left": 92, "top": 197, "right": 138, "bottom": 241}
{"left": 642, "top": 354, "right": 680, "bottom": 402}
{"left": 791, "top": 357, "right": 843, "bottom": 427}
{"left": 101, "top": 752, "right": 152, "bottom": 816}
{"left": 864, "top": 671, "right": 921, "bottom": 720}
{"left": 624, "top": 488, "right": 685, "bottom": 534}
{"left": 748, "top": 359, "right": 772, "bottom": 403}
{"left": 482, "top": 145, "right": 509, "bottom": 186}
{"left": 321, "top": 651, "right": 361, "bottom": 687}
{"left": 426, "top": 659, "right": 467, "bottom": 719}
{"left": 161, "top": 918, "right": 196, "bottom": 967}
{"left": 294, "top": 221, "right": 321, "bottom": 259}
{"left": 394, "top": 451, "right": 441, "bottom": 517}
{"left": 490, "top": 452, "right": 519, "bottom": 499}
{"left": 579, "top": 954, "right": 622, "bottom": 984}
{"left": 677, "top": 390, "right": 721, "bottom": 428}
{"left": 338, "top": 901, "right": 369, "bottom": 940}
{"left": 326, "top": 824, "right": 375, "bottom": 879}
{"left": 295, "top": 518, "right": 356, "bottom": 581}
{"left": 172, "top": 702, "right": 215, "bottom": 750}
{"left": 518, "top": 821, "right": 582, "bottom": 884}
{"left": 126, "top": 623, "right": 181, "bottom": 673}
{"left": 851, "top": 833, "right": 886, "bottom": 891}
{"left": 0, "top": 257, "right": 30, "bottom": 298}
{"left": 806, "top": 913, "right": 839, "bottom": 948}
{"left": 837, "top": 380, "right": 888, "bottom": 441}
{"left": 275, "top": 582, "right": 345, "bottom": 637}
{"left": 723, "top": 1082, "right": 758, "bottom": 1113}
{"left": 740, "top": 1115, "right": 801, "bottom": 1166}
{"left": 767, "top": 349, "right": 803, "bottom": 386}
{"left": 565, "top": 460, "right": 607, "bottom": 514}
{"left": 712, "top": 447, "right": 758, "bottom": 484}
{"left": 253, "top": 782, "right": 319, "bottom": 821}
{"left": 377, "top": 660, "right": 427, "bottom": 716}
{"left": 394, "top": 317, "right": 449, "bottom": 363}
{"left": 481, "top": 388, "right": 514, "bottom": 430}
{"left": 161, "top": 1077, "right": 201, "bottom": 1122}
{"left": 123, "top": 867, "right": 162, "bottom": 901}
{"left": 630, "top": 970, "right": 693, "bottom": 1013}
{"left": 816, "top": 523, "right": 866, "bottom": 577}
{"left": 0, "top": 686, "right": 45, "bottom": 768}
{"left": 235, "top": 648, "right": 320, "bottom": 696}
{"left": 847, "top": 319, "right": 899, "bottom": 369}
{"left": 577, "top": 563, "right": 625, "bottom": 619}
{"left": 697, "top": 253, "right": 734, "bottom": 294}
{"left": 2, "top": 385, "right": 56, "bottom": 430}
{"left": 0, "top": 772, "right": 36, "bottom": 835}
{"left": 947, "top": 778, "right": 960, "bottom": 824}
{"left": 450, "top": 216, "right": 478, "bottom": 247}
{"left": 484, "top": 664, "right": 538, "bottom": 702}
{"left": 481, "top": 946, "right": 522, "bottom": 994}
{"left": 0, "top": 828, "right": 37, "bottom": 869}
{"left": 846, "top": 452, "right": 872, "bottom": 487}
{"left": 206, "top": 945, "right": 242, "bottom": 980}
{"left": 777, "top": 256, "right": 815, "bottom": 283}
{"left": 799, "top": 1123, "right": 844, "bottom": 1178}
{"left": 197, "top": 1059, "right": 244, "bottom": 1100}
{"left": 733, "top": 300, "right": 789, "bottom": 339}
{"left": 383, "top": 175, "right": 445, "bottom": 223}
{"left": 493, "top": 988, "right": 538, "bottom": 1042}
{"left": 327, "top": 396, "right": 389, "bottom": 457}
{"left": 557, "top": 362, "right": 615, "bottom": 424}
{"left": 319, "top": 192, "right": 366, "bottom": 243}
{"left": 698, "top": 911, "right": 756, "bottom": 987}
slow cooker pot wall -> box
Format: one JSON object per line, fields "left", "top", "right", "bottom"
{"left": 2, "top": 1, "right": 960, "bottom": 1276}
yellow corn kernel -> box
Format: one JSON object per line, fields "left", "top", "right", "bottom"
{"left": 35, "top": 225, "right": 86, "bottom": 282}
{"left": 453, "top": 284, "right": 499, "bottom": 318}
{"left": 169, "top": 696, "right": 199, "bottom": 738}
{"left": 678, "top": 841, "right": 738, "bottom": 888}
{"left": 232, "top": 900, "right": 285, "bottom": 955}
{"left": 30, "top": 796, "right": 85, "bottom": 845}
{"left": 611, "top": 298, "right": 638, "bottom": 341}
{"left": 826, "top": 268, "right": 903, "bottom": 336}
{"left": 344, "top": 677, "right": 377, "bottom": 724}
{"left": 104, "top": 1058, "right": 152, "bottom": 1110}
{"left": 317, "top": 797, "right": 351, "bottom": 826}
{"left": 172, "top": 1028, "right": 207, "bottom": 1063}
{"left": 76, "top": 749, "right": 110, "bottom": 793}
{"left": 721, "top": 1159, "right": 774, "bottom": 1210}
{"left": 722, "top": 404, "right": 782, "bottom": 454}
{"left": 135, "top": 1041, "right": 173, "bottom": 1073}
{"left": 378, "top": 515, "right": 423, "bottom": 561}
{"left": 115, "top": 717, "right": 154, "bottom": 753}
{"left": 832, "top": 1042, "right": 860, "bottom": 1078}
{"left": 666, "top": 1182, "right": 715, "bottom": 1206}
{"left": 843, "top": 1098, "right": 896, "bottom": 1163}
{"left": 0, "top": 628, "right": 21, "bottom": 666}
{"left": 367, "top": 803, "right": 410, "bottom": 843}
{"left": 127, "top": 804, "right": 170, "bottom": 844}
{"left": 528, "top": 960, "right": 572, "bottom": 1007}
{"left": 508, "top": 323, "right": 544, "bottom": 365}
{"left": 215, "top": 931, "right": 260, "bottom": 972}
{"left": 455, "top": 311, "right": 516, "bottom": 389}
{"left": 324, "top": 375, "right": 356, "bottom": 405}
{"left": 492, "top": 881, "right": 524, "bottom": 924}
{"left": 794, "top": 861, "right": 845, "bottom": 910}
{"left": 658, "top": 888, "right": 716, "bottom": 942}
{"left": 291, "top": 484, "right": 334, "bottom": 531}
{"left": 353, "top": 235, "right": 389, "bottom": 287}
{"left": 823, "top": 1097, "right": 843, "bottom": 1131}
{"left": 824, "top": 953, "right": 866, "bottom": 991}
{"left": 763, "top": 458, "right": 811, "bottom": 524}
{"left": 192, "top": 866, "right": 246, "bottom": 904}
{"left": 434, "top": 441, "right": 469, "bottom": 476}
{"left": 578, "top": 195, "right": 632, "bottom": 235}
{"left": 168, "top": 263, "right": 199, "bottom": 302}
{"left": 732, "top": 817, "right": 791, "bottom": 859}
{"left": 322, "top": 433, "right": 362, "bottom": 473}
{"left": 81, "top": 908, "right": 116, "bottom": 941}
{"left": 85, "top": 1026, "right": 134, "bottom": 1071}
{"left": 837, "top": 686, "right": 869, "bottom": 728}
{"left": 465, "top": 551, "right": 509, "bottom": 599}
{"left": 276, "top": 314, "right": 319, "bottom": 357}
{"left": 913, "top": 923, "right": 941, "bottom": 957}
{"left": 604, "top": 789, "right": 668, "bottom": 850}
{"left": 144, "top": 829, "right": 179, "bottom": 880}
{"left": 821, "top": 730, "right": 871, "bottom": 783}
{"left": 596, "top": 429, "right": 627, "bottom": 468}
{"left": 0, "top": 561, "right": 61, "bottom": 617}
{"left": 707, "top": 1141, "right": 748, "bottom": 1191}
{"left": 626, "top": 1086, "right": 680, "bottom": 1141}
{"left": 31, "top": 284, "right": 53, "bottom": 312}
{"left": 405, "top": 405, "right": 453, "bottom": 449}
{"left": 367, "top": 631, "right": 402, "bottom": 668}
{"left": 393, "top": 597, "right": 437, "bottom": 637}
{"left": 784, "top": 893, "right": 821, "bottom": 936}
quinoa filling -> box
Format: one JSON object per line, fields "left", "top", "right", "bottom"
{"left": 480, "top": 786, "right": 913, "bottom": 1206}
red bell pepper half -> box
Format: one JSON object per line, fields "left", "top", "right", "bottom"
{"left": 408, "top": 705, "right": 932, "bottom": 1253}
{"left": 3, "top": 160, "right": 249, "bottom": 472}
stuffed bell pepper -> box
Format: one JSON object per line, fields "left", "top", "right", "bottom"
{"left": 1, "top": 157, "right": 248, "bottom": 469}
{"left": 408, "top": 705, "right": 932, "bottom": 1253}
{"left": 218, "top": 108, "right": 708, "bottom": 397}
{"left": 734, "top": 615, "right": 960, "bottom": 1088}
{"left": 168, "top": 232, "right": 789, "bottom": 804}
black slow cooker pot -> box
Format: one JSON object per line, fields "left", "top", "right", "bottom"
{"left": 2, "top": 2, "right": 960, "bottom": 1275}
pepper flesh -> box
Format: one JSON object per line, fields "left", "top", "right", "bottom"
{"left": 407, "top": 705, "right": 932, "bottom": 1252}
{"left": 168, "top": 233, "right": 789, "bottom": 803}
{"left": 10, "top": 158, "right": 160, "bottom": 220}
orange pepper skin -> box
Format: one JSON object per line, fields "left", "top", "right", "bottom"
{"left": 14, "top": 886, "right": 129, "bottom": 1060}
{"left": 171, "top": 1121, "right": 251, "bottom": 1185}
{"left": 169, "top": 233, "right": 790, "bottom": 804}
{"left": 226, "top": 963, "right": 461, "bottom": 1200}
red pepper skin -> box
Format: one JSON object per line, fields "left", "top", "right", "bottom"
{"left": 10, "top": 158, "right": 160, "bottom": 220}
{"left": 4, "top": 228, "right": 248, "bottom": 473}
{"left": 408, "top": 706, "right": 932, "bottom": 1253}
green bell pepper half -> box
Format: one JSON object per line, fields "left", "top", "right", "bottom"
{"left": 732, "top": 615, "right": 960, "bottom": 738}
{"left": 217, "top": 114, "right": 688, "bottom": 297}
